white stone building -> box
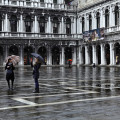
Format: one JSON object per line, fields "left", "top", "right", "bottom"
{"left": 0, "top": 0, "right": 119, "bottom": 66}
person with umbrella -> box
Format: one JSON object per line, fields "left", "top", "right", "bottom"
{"left": 5, "top": 58, "right": 15, "bottom": 90}
{"left": 31, "top": 53, "right": 44, "bottom": 93}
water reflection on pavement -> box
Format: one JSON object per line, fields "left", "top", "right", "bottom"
{"left": 0, "top": 66, "right": 120, "bottom": 120}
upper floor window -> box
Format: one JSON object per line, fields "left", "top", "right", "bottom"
{"left": 0, "top": 15, "right": 2, "bottom": 31}
{"left": 39, "top": 17, "right": 45, "bottom": 33}
{"left": 53, "top": 17, "right": 59, "bottom": 33}
{"left": 53, "top": 0, "right": 57, "bottom": 4}
{"left": 105, "top": 9, "right": 109, "bottom": 28}
{"left": 82, "top": 17, "right": 85, "bottom": 33}
{"left": 115, "top": 6, "right": 119, "bottom": 26}
{"left": 66, "top": 18, "right": 71, "bottom": 35}
{"left": 10, "top": 15, "right": 17, "bottom": 32}
{"left": 25, "top": 15, "right": 32, "bottom": 32}
{"left": 89, "top": 14, "right": 92, "bottom": 30}
{"left": 40, "top": 0, "right": 44, "bottom": 2}
{"left": 96, "top": 12, "right": 100, "bottom": 29}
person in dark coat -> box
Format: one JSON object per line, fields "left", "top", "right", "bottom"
{"left": 5, "top": 58, "right": 15, "bottom": 90}
{"left": 31, "top": 58, "right": 41, "bottom": 93}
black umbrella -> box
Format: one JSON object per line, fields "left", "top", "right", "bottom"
{"left": 31, "top": 53, "right": 45, "bottom": 63}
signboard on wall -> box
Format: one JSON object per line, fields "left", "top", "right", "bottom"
{"left": 83, "top": 28, "right": 104, "bottom": 42}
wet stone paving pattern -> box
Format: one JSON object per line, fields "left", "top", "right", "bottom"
{"left": 0, "top": 66, "right": 120, "bottom": 120}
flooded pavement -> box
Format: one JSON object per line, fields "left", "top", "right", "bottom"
{"left": 0, "top": 66, "right": 120, "bottom": 120}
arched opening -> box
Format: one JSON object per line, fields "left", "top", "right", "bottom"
{"left": 114, "top": 43, "right": 120, "bottom": 64}
{"left": 89, "top": 14, "right": 92, "bottom": 30}
{"left": 39, "top": 17, "right": 45, "bottom": 33}
{"left": 82, "top": 17, "right": 85, "bottom": 33}
{"left": 38, "top": 46, "right": 47, "bottom": 64}
{"left": 25, "top": 15, "right": 32, "bottom": 32}
{"left": 53, "top": 17, "right": 59, "bottom": 33}
{"left": 10, "top": 15, "right": 17, "bottom": 32}
{"left": 105, "top": 9, "right": 109, "bottom": 28}
{"left": 89, "top": 46, "right": 92, "bottom": 64}
{"left": 96, "top": 12, "right": 100, "bottom": 29}
{"left": 24, "top": 46, "right": 33, "bottom": 65}
{"left": 65, "top": 47, "right": 72, "bottom": 64}
{"left": 0, "top": 46, "right": 3, "bottom": 65}
{"left": 96, "top": 45, "right": 101, "bottom": 64}
{"left": 105, "top": 44, "right": 110, "bottom": 65}
{"left": 115, "top": 6, "right": 119, "bottom": 26}
{"left": 52, "top": 46, "right": 60, "bottom": 65}
{"left": 66, "top": 18, "right": 71, "bottom": 35}
{"left": 0, "top": 15, "right": 2, "bottom": 31}
{"left": 82, "top": 47, "right": 85, "bottom": 64}
{"left": 9, "top": 45, "right": 19, "bottom": 55}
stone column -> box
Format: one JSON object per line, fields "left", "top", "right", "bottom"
{"left": 61, "top": 17, "right": 64, "bottom": 34}
{"left": 47, "top": 46, "right": 52, "bottom": 65}
{"left": 34, "top": 15, "right": 39, "bottom": 33}
{"left": 100, "top": 8, "right": 105, "bottom": 28}
{"left": 19, "top": 45, "right": 24, "bottom": 66}
{"left": 101, "top": 44, "right": 106, "bottom": 65}
{"left": 4, "top": 13, "right": 8, "bottom": 32}
{"left": 92, "top": 45, "right": 98, "bottom": 65}
{"left": 85, "top": 46, "right": 90, "bottom": 65}
{"left": 110, "top": 42, "right": 115, "bottom": 65}
{"left": 72, "top": 47, "right": 76, "bottom": 65}
{"left": 48, "top": 16, "right": 52, "bottom": 33}
{"left": 85, "top": 14, "right": 89, "bottom": 31}
{"left": 110, "top": 5, "right": 115, "bottom": 27}
{"left": 20, "top": 14, "right": 23, "bottom": 32}
{"left": 78, "top": 17, "right": 82, "bottom": 34}
{"left": 61, "top": 46, "right": 65, "bottom": 65}
{"left": 79, "top": 46, "right": 83, "bottom": 65}
{"left": 92, "top": 11, "right": 96, "bottom": 29}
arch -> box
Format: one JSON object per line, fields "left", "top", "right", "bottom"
{"left": 53, "top": 17, "right": 59, "bottom": 33}
{"left": 66, "top": 18, "right": 71, "bottom": 35}
{"left": 82, "top": 47, "right": 85, "bottom": 64}
{"left": 65, "top": 47, "right": 72, "bottom": 64}
{"left": 25, "top": 15, "right": 32, "bottom": 32}
{"left": 52, "top": 46, "right": 60, "bottom": 65}
{"left": 0, "top": 46, "right": 3, "bottom": 65}
{"left": 96, "top": 45, "right": 101, "bottom": 64}
{"left": 115, "top": 6, "right": 119, "bottom": 26}
{"left": 105, "top": 44, "right": 110, "bottom": 65}
{"left": 89, "top": 14, "right": 92, "bottom": 30}
{"left": 9, "top": 45, "right": 19, "bottom": 55}
{"left": 89, "top": 46, "right": 92, "bottom": 64}
{"left": 105, "top": 9, "right": 109, "bottom": 28}
{"left": 114, "top": 42, "right": 120, "bottom": 64}
{"left": 38, "top": 46, "right": 47, "bottom": 64}
{"left": 24, "top": 46, "right": 33, "bottom": 65}
{"left": 96, "top": 12, "right": 100, "bottom": 28}
{"left": 82, "top": 17, "right": 85, "bottom": 32}
{"left": 10, "top": 15, "right": 17, "bottom": 32}
{"left": 39, "top": 17, "right": 45, "bottom": 33}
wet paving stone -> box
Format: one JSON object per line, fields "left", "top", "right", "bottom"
{"left": 0, "top": 66, "right": 120, "bottom": 120}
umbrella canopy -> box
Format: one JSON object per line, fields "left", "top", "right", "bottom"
{"left": 68, "top": 59, "right": 72, "bottom": 61}
{"left": 31, "top": 53, "right": 44, "bottom": 63}
{"left": 5, "top": 55, "right": 20, "bottom": 65}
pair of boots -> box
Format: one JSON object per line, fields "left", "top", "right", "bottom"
{"left": 33, "top": 88, "right": 39, "bottom": 93}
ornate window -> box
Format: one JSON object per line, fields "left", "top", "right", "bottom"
{"left": 39, "top": 17, "right": 45, "bottom": 33}
{"left": 96, "top": 12, "right": 100, "bottom": 29}
{"left": 0, "top": 15, "right": 2, "bottom": 31}
{"left": 53, "top": 0, "right": 57, "bottom": 4}
{"left": 82, "top": 17, "right": 85, "bottom": 32}
{"left": 25, "top": 15, "right": 32, "bottom": 32}
{"left": 10, "top": 15, "right": 17, "bottom": 32}
{"left": 89, "top": 14, "right": 92, "bottom": 30}
{"left": 53, "top": 17, "right": 59, "bottom": 33}
{"left": 105, "top": 9, "right": 109, "bottom": 28}
{"left": 66, "top": 18, "right": 71, "bottom": 35}
{"left": 115, "top": 6, "right": 119, "bottom": 26}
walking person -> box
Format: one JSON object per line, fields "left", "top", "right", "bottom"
{"left": 31, "top": 58, "right": 41, "bottom": 93}
{"left": 5, "top": 58, "right": 15, "bottom": 90}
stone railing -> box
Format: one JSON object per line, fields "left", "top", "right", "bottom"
{"left": 104, "top": 25, "right": 120, "bottom": 34}
{"left": 0, "top": 0, "right": 77, "bottom": 11}
{"left": 0, "top": 32, "right": 83, "bottom": 40}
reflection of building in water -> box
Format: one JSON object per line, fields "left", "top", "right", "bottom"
{"left": 0, "top": 0, "right": 120, "bottom": 66}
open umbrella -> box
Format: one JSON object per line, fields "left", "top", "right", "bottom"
{"left": 68, "top": 59, "right": 72, "bottom": 62}
{"left": 31, "top": 53, "right": 45, "bottom": 63}
{"left": 5, "top": 55, "right": 20, "bottom": 65}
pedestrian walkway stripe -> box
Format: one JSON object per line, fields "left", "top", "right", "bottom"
{"left": 0, "top": 95, "right": 120, "bottom": 110}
